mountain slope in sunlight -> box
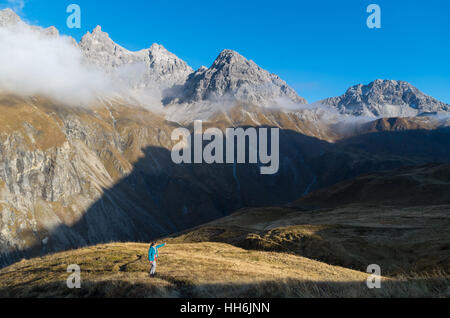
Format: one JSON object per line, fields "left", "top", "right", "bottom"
{"left": 1, "top": 93, "right": 450, "bottom": 269}
{"left": 0, "top": 242, "right": 447, "bottom": 298}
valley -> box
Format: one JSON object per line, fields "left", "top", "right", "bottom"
{"left": 0, "top": 8, "right": 449, "bottom": 298}
{"left": 0, "top": 163, "right": 448, "bottom": 297}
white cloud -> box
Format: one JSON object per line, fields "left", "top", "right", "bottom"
{"left": 0, "top": 23, "right": 117, "bottom": 105}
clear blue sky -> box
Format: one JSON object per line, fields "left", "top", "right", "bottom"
{"left": 4, "top": 0, "right": 450, "bottom": 103}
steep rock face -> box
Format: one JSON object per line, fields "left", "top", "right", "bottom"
{"left": 0, "top": 8, "right": 21, "bottom": 27}
{"left": 0, "top": 9, "right": 61, "bottom": 37}
{"left": 2, "top": 95, "right": 450, "bottom": 268}
{"left": 79, "top": 26, "right": 194, "bottom": 89}
{"left": 0, "top": 95, "right": 312, "bottom": 267}
{"left": 164, "top": 50, "right": 307, "bottom": 106}
{"left": 0, "top": 96, "right": 180, "bottom": 266}
{"left": 0, "top": 96, "right": 325, "bottom": 267}
{"left": 321, "top": 80, "right": 450, "bottom": 117}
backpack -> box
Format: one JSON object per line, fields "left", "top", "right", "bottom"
{"left": 149, "top": 246, "right": 157, "bottom": 261}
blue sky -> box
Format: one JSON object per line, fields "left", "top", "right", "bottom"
{"left": 3, "top": 0, "right": 450, "bottom": 103}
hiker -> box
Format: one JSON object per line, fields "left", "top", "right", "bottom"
{"left": 148, "top": 242, "right": 167, "bottom": 277}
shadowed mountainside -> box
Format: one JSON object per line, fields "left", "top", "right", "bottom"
{"left": 1, "top": 94, "right": 450, "bottom": 269}
{"left": 170, "top": 164, "right": 450, "bottom": 276}
{"left": 295, "top": 163, "right": 450, "bottom": 208}
{"left": 0, "top": 164, "right": 449, "bottom": 297}
{"left": 2, "top": 126, "right": 450, "bottom": 269}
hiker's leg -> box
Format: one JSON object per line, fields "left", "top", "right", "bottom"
{"left": 152, "top": 261, "right": 157, "bottom": 275}
{"left": 150, "top": 261, "right": 156, "bottom": 275}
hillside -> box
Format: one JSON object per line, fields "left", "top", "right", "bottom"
{"left": 0, "top": 242, "right": 448, "bottom": 298}
{"left": 294, "top": 163, "right": 450, "bottom": 208}
{"left": 3, "top": 93, "right": 449, "bottom": 269}
{"left": 1, "top": 8, "right": 450, "bottom": 282}
{"left": 170, "top": 205, "right": 450, "bottom": 277}
{"left": 171, "top": 164, "right": 450, "bottom": 276}
{"left": 1, "top": 163, "right": 449, "bottom": 297}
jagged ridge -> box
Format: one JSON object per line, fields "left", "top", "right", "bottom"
{"left": 321, "top": 79, "right": 450, "bottom": 117}
{"left": 164, "top": 49, "right": 307, "bottom": 106}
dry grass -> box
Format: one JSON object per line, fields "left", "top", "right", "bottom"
{"left": 0, "top": 95, "right": 67, "bottom": 150}
{"left": 0, "top": 242, "right": 448, "bottom": 298}
{"left": 171, "top": 205, "right": 450, "bottom": 276}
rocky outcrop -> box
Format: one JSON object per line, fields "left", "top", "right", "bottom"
{"left": 0, "top": 8, "right": 21, "bottom": 27}
{"left": 321, "top": 79, "right": 450, "bottom": 117}
{"left": 0, "top": 95, "right": 317, "bottom": 268}
{"left": 164, "top": 49, "right": 307, "bottom": 106}
{"left": 79, "top": 26, "right": 194, "bottom": 89}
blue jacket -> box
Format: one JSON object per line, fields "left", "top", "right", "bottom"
{"left": 148, "top": 243, "right": 166, "bottom": 262}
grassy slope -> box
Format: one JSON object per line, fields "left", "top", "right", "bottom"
{"left": 0, "top": 117, "right": 448, "bottom": 299}
{"left": 171, "top": 205, "right": 450, "bottom": 277}
{"left": 0, "top": 242, "right": 448, "bottom": 298}
{"left": 1, "top": 163, "right": 449, "bottom": 298}
{"left": 168, "top": 164, "right": 450, "bottom": 277}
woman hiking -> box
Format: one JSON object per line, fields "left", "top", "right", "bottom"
{"left": 148, "top": 242, "right": 166, "bottom": 277}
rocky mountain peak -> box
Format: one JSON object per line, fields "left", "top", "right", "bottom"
{"left": 321, "top": 79, "right": 450, "bottom": 117}
{"left": 80, "top": 25, "right": 115, "bottom": 48}
{"left": 79, "top": 27, "right": 193, "bottom": 88}
{"left": 213, "top": 49, "right": 248, "bottom": 66}
{"left": 164, "top": 49, "right": 307, "bottom": 106}
{"left": 0, "top": 8, "right": 22, "bottom": 27}
{"left": 92, "top": 25, "right": 103, "bottom": 34}
{"left": 42, "top": 26, "right": 59, "bottom": 37}
{"left": 145, "top": 44, "right": 194, "bottom": 86}
{"left": 149, "top": 43, "right": 166, "bottom": 52}
{"left": 147, "top": 43, "right": 193, "bottom": 75}
{"left": 0, "top": 9, "right": 61, "bottom": 39}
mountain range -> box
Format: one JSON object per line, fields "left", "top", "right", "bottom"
{"left": 321, "top": 79, "right": 450, "bottom": 117}
{"left": 0, "top": 8, "right": 449, "bottom": 269}
{"left": 79, "top": 26, "right": 194, "bottom": 90}
{"left": 75, "top": 20, "right": 450, "bottom": 117}
{"left": 4, "top": 9, "right": 449, "bottom": 117}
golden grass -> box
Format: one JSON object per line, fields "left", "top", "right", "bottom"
{"left": 0, "top": 96, "right": 66, "bottom": 150}
{"left": 170, "top": 204, "right": 450, "bottom": 277}
{"left": 0, "top": 242, "right": 448, "bottom": 298}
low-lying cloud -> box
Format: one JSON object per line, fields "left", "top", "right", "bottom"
{"left": 0, "top": 23, "right": 115, "bottom": 105}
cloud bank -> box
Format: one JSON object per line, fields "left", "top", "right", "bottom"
{"left": 0, "top": 23, "right": 116, "bottom": 105}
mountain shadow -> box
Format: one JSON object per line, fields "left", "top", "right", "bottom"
{"left": 1, "top": 126, "right": 450, "bottom": 268}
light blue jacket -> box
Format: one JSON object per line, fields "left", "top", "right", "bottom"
{"left": 148, "top": 243, "right": 166, "bottom": 262}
